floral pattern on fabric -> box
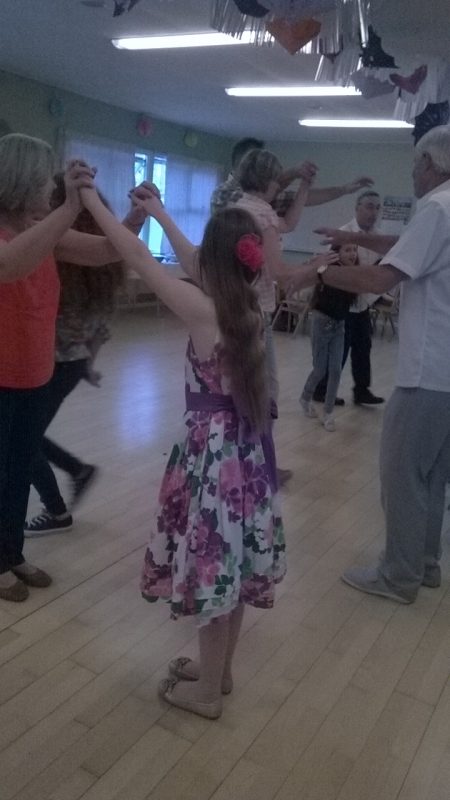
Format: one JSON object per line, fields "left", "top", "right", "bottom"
{"left": 141, "top": 339, "right": 286, "bottom": 625}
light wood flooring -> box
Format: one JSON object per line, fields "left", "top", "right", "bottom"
{"left": 1, "top": 310, "right": 449, "bottom": 800}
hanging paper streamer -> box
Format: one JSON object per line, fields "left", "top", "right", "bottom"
{"left": 212, "top": 0, "right": 371, "bottom": 54}
{"left": 258, "top": 1, "right": 337, "bottom": 17}
{"left": 351, "top": 69, "right": 394, "bottom": 98}
{"left": 211, "top": 0, "right": 271, "bottom": 43}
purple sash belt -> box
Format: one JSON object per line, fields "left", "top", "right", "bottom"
{"left": 185, "top": 389, "right": 278, "bottom": 493}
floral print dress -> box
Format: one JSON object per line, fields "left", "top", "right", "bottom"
{"left": 140, "top": 339, "right": 286, "bottom": 625}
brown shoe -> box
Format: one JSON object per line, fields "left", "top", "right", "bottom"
{"left": 0, "top": 579, "right": 29, "bottom": 602}
{"left": 12, "top": 567, "right": 52, "bottom": 588}
{"left": 277, "top": 467, "right": 293, "bottom": 487}
{"left": 158, "top": 677, "right": 222, "bottom": 719}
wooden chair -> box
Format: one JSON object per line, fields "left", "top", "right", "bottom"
{"left": 271, "top": 287, "right": 313, "bottom": 337}
{"left": 371, "top": 287, "right": 400, "bottom": 338}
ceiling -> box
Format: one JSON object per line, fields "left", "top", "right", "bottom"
{"left": 0, "top": 0, "right": 448, "bottom": 143}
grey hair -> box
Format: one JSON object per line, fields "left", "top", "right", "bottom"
{"left": 237, "top": 149, "right": 283, "bottom": 194}
{"left": 356, "top": 190, "right": 380, "bottom": 205}
{"left": 0, "top": 133, "right": 54, "bottom": 215}
{"left": 415, "top": 124, "right": 450, "bottom": 175}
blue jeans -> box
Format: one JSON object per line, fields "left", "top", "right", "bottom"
{"left": 302, "top": 311, "right": 345, "bottom": 414}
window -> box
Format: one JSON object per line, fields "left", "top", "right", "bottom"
{"left": 67, "top": 134, "right": 220, "bottom": 261}
{"left": 133, "top": 153, "right": 220, "bottom": 259}
{"left": 161, "top": 156, "right": 220, "bottom": 257}
{"left": 134, "top": 153, "right": 168, "bottom": 257}
{"left": 66, "top": 135, "right": 135, "bottom": 221}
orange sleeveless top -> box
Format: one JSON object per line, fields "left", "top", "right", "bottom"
{"left": 0, "top": 230, "right": 60, "bottom": 388}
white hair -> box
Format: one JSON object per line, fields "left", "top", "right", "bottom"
{"left": 415, "top": 125, "right": 450, "bottom": 175}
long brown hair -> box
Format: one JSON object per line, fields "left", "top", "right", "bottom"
{"left": 198, "top": 208, "right": 268, "bottom": 432}
{"left": 51, "top": 173, "right": 124, "bottom": 315}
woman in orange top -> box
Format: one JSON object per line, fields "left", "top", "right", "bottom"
{"left": 0, "top": 133, "right": 128, "bottom": 603}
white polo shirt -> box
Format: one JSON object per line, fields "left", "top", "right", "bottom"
{"left": 380, "top": 179, "right": 450, "bottom": 391}
{"left": 340, "top": 218, "right": 380, "bottom": 312}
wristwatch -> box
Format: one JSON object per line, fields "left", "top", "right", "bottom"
{"left": 317, "top": 263, "right": 329, "bottom": 284}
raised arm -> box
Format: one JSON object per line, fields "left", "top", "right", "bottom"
{"left": 0, "top": 162, "right": 93, "bottom": 283}
{"left": 80, "top": 188, "right": 213, "bottom": 328}
{"left": 55, "top": 180, "right": 152, "bottom": 266}
{"left": 315, "top": 227, "right": 398, "bottom": 255}
{"left": 130, "top": 186, "right": 199, "bottom": 281}
{"left": 277, "top": 177, "right": 313, "bottom": 234}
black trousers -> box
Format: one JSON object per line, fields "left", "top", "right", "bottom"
{"left": 31, "top": 360, "right": 88, "bottom": 516}
{"left": 0, "top": 383, "right": 50, "bottom": 573}
{"left": 315, "top": 309, "right": 372, "bottom": 398}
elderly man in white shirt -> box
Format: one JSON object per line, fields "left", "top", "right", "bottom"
{"left": 303, "top": 124, "right": 450, "bottom": 604}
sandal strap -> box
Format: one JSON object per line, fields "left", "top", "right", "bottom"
{"left": 172, "top": 657, "right": 193, "bottom": 670}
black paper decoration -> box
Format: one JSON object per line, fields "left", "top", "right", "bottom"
{"left": 413, "top": 100, "right": 450, "bottom": 144}
{"left": 360, "top": 26, "right": 398, "bottom": 70}
{"left": 232, "top": 0, "right": 270, "bottom": 17}
{"left": 113, "top": 0, "right": 141, "bottom": 16}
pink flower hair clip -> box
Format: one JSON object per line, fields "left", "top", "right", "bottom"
{"left": 235, "top": 234, "right": 264, "bottom": 272}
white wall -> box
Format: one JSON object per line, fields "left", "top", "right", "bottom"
{"left": 267, "top": 139, "right": 415, "bottom": 253}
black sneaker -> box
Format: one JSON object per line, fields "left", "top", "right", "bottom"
{"left": 24, "top": 510, "right": 73, "bottom": 538}
{"left": 354, "top": 390, "right": 385, "bottom": 405}
{"left": 71, "top": 464, "right": 98, "bottom": 509}
{"left": 313, "top": 394, "right": 345, "bottom": 407}
{"left": 422, "top": 564, "right": 441, "bottom": 588}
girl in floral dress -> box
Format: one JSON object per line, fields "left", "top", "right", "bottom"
{"left": 81, "top": 186, "right": 286, "bottom": 720}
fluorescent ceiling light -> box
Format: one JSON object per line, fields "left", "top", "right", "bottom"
{"left": 112, "top": 32, "right": 256, "bottom": 50}
{"left": 226, "top": 86, "right": 361, "bottom": 97}
{"left": 299, "top": 118, "right": 413, "bottom": 128}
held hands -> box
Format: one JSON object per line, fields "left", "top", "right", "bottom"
{"left": 128, "top": 181, "right": 164, "bottom": 221}
{"left": 278, "top": 161, "right": 318, "bottom": 191}
{"left": 344, "top": 175, "right": 374, "bottom": 194}
{"left": 124, "top": 181, "right": 160, "bottom": 228}
{"left": 295, "top": 160, "right": 318, "bottom": 186}
{"left": 64, "top": 160, "right": 97, "bottom": 214}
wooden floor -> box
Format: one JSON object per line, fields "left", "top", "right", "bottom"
{"left": 1, "top": 310, "right": 449, "bottom": 800}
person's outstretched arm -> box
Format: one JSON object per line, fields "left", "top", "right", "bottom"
{"left": 306, "top": 175, "right": 374, "bottom": 206}
{"left": 55, "top": 180, "right": 154, "bottom": 267}
{"left": 315, "top": 227, "right": 398, "bottom": 255}
{"left": 80, "top": 188, "right": 212, "bottom": 328}
{"left": 130, "top": 186, "right": 199, "bottom": 281}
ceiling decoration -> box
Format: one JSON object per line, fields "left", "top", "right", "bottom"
{"left": 94, "top": 0, "right": 450, "bottom": 141}
{"left": 113, "top": 0, "right": 141, "bottom": 16}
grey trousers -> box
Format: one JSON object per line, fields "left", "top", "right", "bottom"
{"left": 379, "top": 387, "right": 450, "bottom": 596}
